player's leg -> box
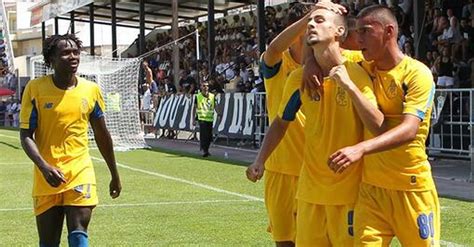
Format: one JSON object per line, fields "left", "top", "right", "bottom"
{"left": 34, "top": 194, "right": 64, "bottom": 247}
{"left": 36, "top": 206, "right": 65, "bottom": 247}
{"left": 326, "top": 204, "right": 355, "bottom": 246}
{"left": 63, "top": 184, "right": 98, "bottom": 247}
{"left": 264, "top": 171, "right": 298, "bottom": 247}
{"left": 65, "top": 206, "right": 93, "bottom": 247}
{"left": 354, "top": 183, "right": 394, "bottom": 247}
{"left": 296, "top": 201, "right": 330, "bottom": 247}
{"left": 391, "top": 189, "right": 441, "bottom": 247}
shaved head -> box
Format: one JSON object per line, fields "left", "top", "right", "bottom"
{"left": 357, "top": 5, "right": 398, "bottom": 34}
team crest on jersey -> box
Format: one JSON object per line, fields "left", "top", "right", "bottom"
{"left": 336, "top": 86, "right": 348, "bottom": 106}
{"left": 81, "top": 98, "right": 89, "bottom": 113}
{"left": 386, "top": 80, "right": 398, "bottom": 99}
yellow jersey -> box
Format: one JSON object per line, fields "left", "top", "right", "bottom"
{"left": 20, "top": 75, "right": 105, "bottom": 196}
{"left": 278, "top": 62, "right": 377, "bottom": 205}
{"left": 361, "top": 56, "right": 436, "bottom": 191}
{"left": 262, "top": 50, "right": 305, "bottom": 176}
{"left": 341, "top": 50, "right": 364, "bottom": 63}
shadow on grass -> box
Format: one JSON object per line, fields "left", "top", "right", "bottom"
{"left": 143, "top": 146, "right": 249, "bottom": 167}
{"left": 0, "top": 141, "right": 20, "bottom": 149}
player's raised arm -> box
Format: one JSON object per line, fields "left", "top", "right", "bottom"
{"left": 263, "top": 7, "right": 310, "bottom": 67}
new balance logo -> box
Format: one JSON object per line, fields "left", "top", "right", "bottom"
{"left": 44, "top": 103, "right": 53, "bottom": 109}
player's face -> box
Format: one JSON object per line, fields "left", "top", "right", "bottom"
{"left": 307, "top": 9, "right": 339, "bottom": 46}
{"left": 356, "top": 17, "right": 385, "bottom": 61}
{"left": 52, "top": 39, "right": 80, "bottom": 74}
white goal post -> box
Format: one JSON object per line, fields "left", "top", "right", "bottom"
{"left": 29, "top": 54, "right": 147, "bottom": 151}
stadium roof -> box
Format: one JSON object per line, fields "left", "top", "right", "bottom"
{"left": 32, "top": 0, "right": 253, "bottom": 30}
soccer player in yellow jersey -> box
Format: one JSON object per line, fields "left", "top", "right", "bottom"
{"left": 250, "top": 6, "right": 384, "bottom": 246}
{"left": 328, "top": 5, "right": 440, "bottom": 246}
{"left": 302, "top": 10, "right": 362, "bottom": 100}
{"left": 245, "top": 3, "right": 309, "bottom": 246}
{"left": 19, "top": 34, "right": 121, "bottom": 247}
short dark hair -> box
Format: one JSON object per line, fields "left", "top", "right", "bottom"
{"left": 357, "top": 5, "right": 398, "bottom": 28}
{"left": 42, "top": 34, "right": 82, "bottom": 68}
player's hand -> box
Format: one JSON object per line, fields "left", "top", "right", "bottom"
{"left": 40, "top": 165, "right": 67, "bottom": 187}
{"left": 314, "top": 1, "right": 347, "bottom": 15}
{"left": 328, "top": 144, "right": 365, "bottom": 174}
{"left": 109, "top": 177, "right": 122, "bottom": 199}
{"left": 246, "top": 162, "right": 264, "bottom": 182}
{"left": 329, "top": 64, "right": 353, "bottom": 90}
{"left": 301, "top": 63, "right": 324, "bottom": 101}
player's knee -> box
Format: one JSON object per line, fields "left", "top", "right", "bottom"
{"left": 68, "top": 230, "right": 88, "bottom": 247}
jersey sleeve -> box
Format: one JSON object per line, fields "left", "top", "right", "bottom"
{"left": 90, "top": 84, "right": 106, "bottom": 119}
{"left": 260, "top": 52, "right": 283, "bottom": 79}
{"left": 19, "top": 82, "right": 38, "bottom": 130}
{"left": 402, "top": 66, "right": 435, "bottom": 120}
{"left": 277, "top": 68, "right": 303, "bottom": 121}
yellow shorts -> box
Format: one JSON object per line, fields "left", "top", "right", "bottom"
{"left": 354, "top": 182, "right": 440, "bottom": 247}
{"left": 296, "top": 200, "right": 355, "bottom": 247}
{"left": 264, "top": 170, "right": 298, "bottom": 242}
{"left": 33, "top": 184, "right": 98, "bottom": 216}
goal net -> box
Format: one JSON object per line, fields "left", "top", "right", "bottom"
{"left": 29, "top": 54, "right": 146, "bottom": 151}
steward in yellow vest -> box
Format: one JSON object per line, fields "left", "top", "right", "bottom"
{"left": 195, "top": 81, "right": 216, "bottom": 157}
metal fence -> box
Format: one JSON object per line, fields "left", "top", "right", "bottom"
{"left": 253, "top": 92, "right": 269, "bottom": 147}
{"left": 428, "top": 89, "right": 474, "bottom": 181}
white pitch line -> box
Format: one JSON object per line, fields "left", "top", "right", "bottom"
{"left": 0, "top": 199, "right": 257, "bottom": 212}
{"left": 0, "top": 133, "right": 18, "bottom": 140}
{"left": 91, "top": 156, "right": 264, "bottom": 202}
{"left": 0, "top": 133, "right": 463, "bottom": 246}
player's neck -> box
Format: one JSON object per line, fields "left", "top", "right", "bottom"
{"left": 313, "top": 42, "right": 344, "bottom": 76}
{"left": 374, "top": 43, "right": 405, "bottom": 71}
{"left": 52, "top": 73, "right": 77, "bottom": 90}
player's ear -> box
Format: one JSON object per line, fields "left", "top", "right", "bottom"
{"left": 385, "top": 24, "right": 396, "bottom": 39}
{"left": 335, "top": 25, "right": 346, "bottom": 40}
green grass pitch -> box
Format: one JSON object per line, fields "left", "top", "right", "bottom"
{"left": 0, "top": 128, "right": 472, "bottom": 246}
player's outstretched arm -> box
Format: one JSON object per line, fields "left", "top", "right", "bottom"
{"left": 328, "top": 115, "right": 420, "bottom": 173}
{"left": 246, "top": 117, "right": 290, "bottom": 182}
{"left": 264, "top": 11, "right": 310, "bottom": 67}
{"left": 90, "top": 117, "right": 122, "bottom": 199}
{"left": 20, "top": 129, "right": 67, "bottom": 187}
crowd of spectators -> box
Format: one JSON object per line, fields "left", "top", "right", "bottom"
{"left": 132, "top": 3, "right": 297, "bottom": 102}
{"left": 0, "top": 98, "right": 20, "bottom": 127}
{"left": 422, "top": 0, "right": 474, "bottom": 88}
{"left": 132, "top": 0, "right": 474, "bottom": 111}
